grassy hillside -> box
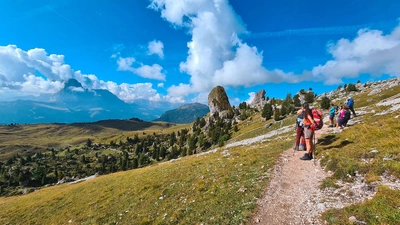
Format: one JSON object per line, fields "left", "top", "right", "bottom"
{"left": 0, "top": 119, "right": 182, "bottom": 161}
{"left": 317, "top": 84, "right": 400, "bottom": 224}
{"left": 0, "top": 121, "right": 293, "bottom": 224}
{"left": 0, "top": 79, "right": 399, "bottom": 224}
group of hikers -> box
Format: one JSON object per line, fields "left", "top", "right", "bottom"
{"left": 294, "top": 97, "right": 356, "bottom": 160}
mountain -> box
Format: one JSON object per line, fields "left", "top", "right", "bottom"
{"left": 153, "top": 103, "right": 210, "bottom": 124}
{"left": 0, "top": 79, "right": 180, "bottom": 124}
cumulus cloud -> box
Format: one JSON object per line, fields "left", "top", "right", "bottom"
{"left": 245, "top": 92, "right": 256, "bottom": 104}
{"left": 148, "top": 40, "right": 164, "bottom": 58}
{"left": 312, "top": 24, "right": 400, "bottom": 84}
{"left": 0, "top": 45, "right": 166, "bottom": 102}
{"left": 149, "top": 0, "right": 297, "bottom": 98}
{"left": 116, "top": 56, "right": 166, "bottom": 81}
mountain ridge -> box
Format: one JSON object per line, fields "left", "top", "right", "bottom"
{"left": 153, "top": 102, "right": 210, "bottom": 124}
{"left": 0, "top": 79, "right": 181, "bottom": 124}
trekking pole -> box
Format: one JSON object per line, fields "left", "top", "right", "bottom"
{"left": 313, "top": 132, "right": 316, "bottom": 165}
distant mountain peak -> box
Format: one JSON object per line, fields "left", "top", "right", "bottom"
{"left": 64, "top": 78, "right": 83, "bottom": 89}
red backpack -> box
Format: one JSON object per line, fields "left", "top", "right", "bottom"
{"left": 312, "top": 109, "right": 324, "bottom": 130}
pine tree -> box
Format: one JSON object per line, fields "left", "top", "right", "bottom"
{"left": 274, "top": 109, "right": 281, "bottom": 121}
{"left": 321, "top": 96, "right": 330, "bottom": 109}
{"left": 280, "top": 104, "right": 287, "bottom": 116}
{"left": 86, "top": 139, "right": 92, "bottom": 147}
{"left": 262, "top": 103, "right": 273, "bottom": 120}
{"left": 293, "top": 94, "right": 301, "bottom": 107}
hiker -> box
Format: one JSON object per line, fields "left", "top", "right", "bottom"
{"left": 336, "top": 106, "right": 345, "bottom": 129}
{"left": 337, "top": 105, "right": 351, "bottom": 129}
{"left": 328, "top": 103, "right": 335, "bottom": 128}
{"left": 343, "top": 105, "right": 351, "bottom": 126}
{"left": 300, "top": 102, "right": 317, "bottom": 160}
{"left": 294, "top": 109, "right": 306, "bottom": 151}
{"left": 346, "top": 97, "right": 357, "bottom": 117}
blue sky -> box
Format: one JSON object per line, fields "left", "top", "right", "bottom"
{"left": 0, "top": 0, "right": 400, "bottom": 106}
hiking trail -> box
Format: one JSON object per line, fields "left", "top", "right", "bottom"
{"left": 250, "top": 122, "right": 331, "bottom": 225}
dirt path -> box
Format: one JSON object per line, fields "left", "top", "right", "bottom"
{"left": 251, "top": 125, "right": 330, "bottom": 225}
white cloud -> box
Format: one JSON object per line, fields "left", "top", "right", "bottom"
{"left": 117, "top": 57, "right": 136, "bottom": 71}
{"left": 157, "top": 82, "right": 164, "bottom": 88}
{"left": 116, "top": 56, "right": 166, "bottom": 81}
{"left": 312, "top": 24, "right": 400, "bottom": 84}
{"left": 149, "top": 0, "right": 297, "bottom": 98}
{"left": 148, "top": 40, "right": 164, "bottom": 58}
{"left": 167, "top": 83, "right": 191, "bottom": 97}
{"left": 135, "top": 64, "right": 166, "bottom": 80}
{"left": 245, "top": 92, "right": 255, "bottom": 104}
{"left": 0, "top": 45, "right": 169, "bottom": 103}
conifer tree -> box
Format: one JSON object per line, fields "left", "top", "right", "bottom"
{"left": 274, "top": 108, "right": 281, "bottom": 121}
{"left": 321, "top": 96, "right": 330, "bottom": 109}
{"left": 293, "top": 94, "right": 301, "bottom": 107}
{"left": 262, "top": 103, "right": 273, "bottom": 120}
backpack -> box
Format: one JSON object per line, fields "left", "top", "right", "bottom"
{"left": 296, "top": 113, "right": 304, "bottom": 127}
{"left": 347, "top": 98, "right": 354, "bottom": 107}
{"left": 312, "top": 109, "right": 324, "bottom": 130}
{"left": 344, "top": 110, "right": 351, "bottom": 121}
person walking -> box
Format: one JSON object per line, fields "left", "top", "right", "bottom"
{"left": 300, "top": 102, "right": 317, "bottom": 160}
{"left": 346, "top": 97, "right": 357, "bottom": 117}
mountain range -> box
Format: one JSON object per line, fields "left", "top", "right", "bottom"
{"left": 153, "top": 103, "right": 210, "bottom": 124}
{"left": 0, "top": 79, "right": 188, "bottom": 124}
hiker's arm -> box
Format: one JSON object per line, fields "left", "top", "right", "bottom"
{"left": 307, "top": 114, "right": 316, "bottom": 126}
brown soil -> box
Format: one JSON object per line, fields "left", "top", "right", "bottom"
{"left": 250, "top": 126, "right": 330, "bottom": 225}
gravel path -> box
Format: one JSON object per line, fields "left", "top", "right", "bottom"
{"left": 250, "top": 125, "right": 330, "bottom": 225}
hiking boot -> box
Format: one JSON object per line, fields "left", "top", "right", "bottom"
{"left": 300, "top": 153, "right": 312, "bottom": 160}
{"left": 293, "top": 146, "right": 299, "bottom": 151}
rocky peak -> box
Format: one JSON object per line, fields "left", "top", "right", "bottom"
{"left": 250, "top": 90, "right": 266, "bottom": 110}
{"left": 208, "top": 86, "right": 232, "bottom": 114}
{"left": 64, "top": 78, "right": 83, "bottom": 89}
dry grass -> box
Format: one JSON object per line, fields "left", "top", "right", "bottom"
{"left": 0, "top": 134, "right": 293, "bottom": 224}
{"left": 0, "top": 120, "right": 188, "bottom": 161}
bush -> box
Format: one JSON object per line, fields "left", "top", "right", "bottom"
{"left": 321, "top": 96, "right": 330, "bottom": 109}
{"left": 346, "top": 83, "right": 358, "bottom": 92}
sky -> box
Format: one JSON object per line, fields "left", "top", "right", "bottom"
{"left": 1, "top": 0, "right": 400, "bottom": 106}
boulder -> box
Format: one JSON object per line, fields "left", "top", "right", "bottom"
{"left": 208, "top": 86, "right": 232, "bottom": 115}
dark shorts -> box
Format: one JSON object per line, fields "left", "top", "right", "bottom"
{"left": 338, "top": 119, "right": 345, "bottom": 126}
{"left": 329, "top": 114, "right": 334, "bottom": 120}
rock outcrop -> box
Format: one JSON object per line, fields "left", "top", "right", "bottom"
{"left": 250, "top": 90, "right": 266, "bottom": 110}
{"left": 208, "top": 86, "right": 232, "bottom": 115}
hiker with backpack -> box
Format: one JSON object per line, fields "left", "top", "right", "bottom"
{"left": 300, "top": 102, "right": 318, "bottom": 160}
{"left": 336, "top": 105, "right": 351, "bottom": 129}
{"left": 294, "top": 109, "right": 306, "bottom": 151}
{"left": 346, "top": 97, "right": 357, "bottom": 117}
{"left": 343, "top": 105, "right": 351, "bottom": 126}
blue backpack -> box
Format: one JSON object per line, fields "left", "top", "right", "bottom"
{"left": 347, "top": 98, "right": 354, "bottom": 107}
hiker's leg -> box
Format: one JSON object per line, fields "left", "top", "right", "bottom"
{"left": 350, "top": 106, "right": 356, "bottom": 116}
{"left": 305, "top": 138, "right": 312, "bottom": 154}
{"left": 300, "top": 128, "right": 305, "bottom": 146}
{"left": 304, "top": 129, "right": 313, "bottom": 154}
{"left": 295, "top": 127, "right": 301, "bottom": 147}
